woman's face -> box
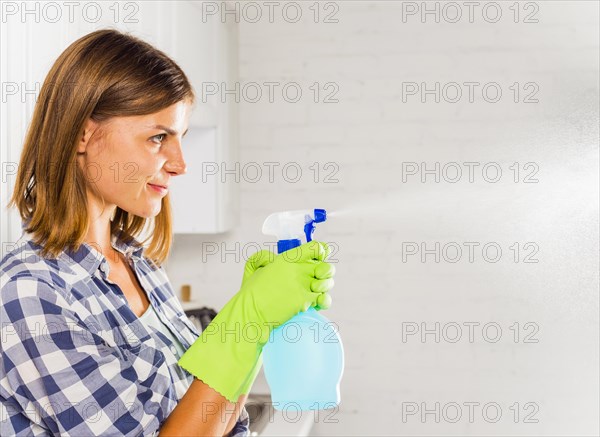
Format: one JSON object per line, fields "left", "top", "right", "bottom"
{"left": 77, "top": 100, "right": 191, "bottom": 218}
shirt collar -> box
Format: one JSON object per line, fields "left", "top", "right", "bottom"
{"left": 111, "top": 228, "right": 145, "bottom": 260}
{"left": 64, "top": 229, "right": 145, "bottom": 275}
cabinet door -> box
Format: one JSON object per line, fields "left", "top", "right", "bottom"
{"left": 169, "top": 1, "right": 240, "bottom": 234}
{"left": 173, "top": 1, "right": 219, "bottom": 127}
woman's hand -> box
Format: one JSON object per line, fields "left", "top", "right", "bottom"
{"left": 240, "top": 241, "right": 335, "bottom": 331}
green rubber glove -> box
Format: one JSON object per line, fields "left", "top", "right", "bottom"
{"left": 237, "top": 249, "right": 274, "bottom": 396}
{"left": 178, "top": 240, "right": 336, "bottom": 403}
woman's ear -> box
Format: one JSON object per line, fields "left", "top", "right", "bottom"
{"left": 77, "top": 118, "right": 99, "bottom": 154}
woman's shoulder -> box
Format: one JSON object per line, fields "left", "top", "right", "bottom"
{"left": 1, "top": 234, "right": 54, "bottom": 281}
{"left": 0, "top": 233, "right": 77, "bottom": 303}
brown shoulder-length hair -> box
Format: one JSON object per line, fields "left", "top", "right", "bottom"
{"left": 7, "top": 28, "right": 195, "bottom": 267}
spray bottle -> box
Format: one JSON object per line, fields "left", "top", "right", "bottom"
{"left": 261, "top": 208, "right": 344, "bottom": 411}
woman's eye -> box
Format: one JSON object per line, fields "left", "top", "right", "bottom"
{"left": 151, "top": 133, "right": 167, "bottom": 144}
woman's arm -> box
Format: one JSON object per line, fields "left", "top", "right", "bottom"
{"left": 223, "top": 394, "right": 248, "bottom": 436}
{"left": 159, "top": 378, "right": 245, "bottom": 436}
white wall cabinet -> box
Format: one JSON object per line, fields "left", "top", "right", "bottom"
{"left": 168, "top": 1, "right": 240, "bottom": 234}
{"left": 0, "top": 1, "right": 240, "bottom": 252}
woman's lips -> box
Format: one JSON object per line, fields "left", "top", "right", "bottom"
{"left": 148, "top": 183, "right": 168, "bottom": 195}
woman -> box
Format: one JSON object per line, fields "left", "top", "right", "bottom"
{"left": 0, "top": 29, "right": 335, "bottom": 436}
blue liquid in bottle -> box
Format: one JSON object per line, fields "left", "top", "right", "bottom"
{"left": 263, "top": 307, "right": 344, "bottom": 411}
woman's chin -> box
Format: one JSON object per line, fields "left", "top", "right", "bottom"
{"left": 125, "top": 203, "right": 161, "bottom": 219}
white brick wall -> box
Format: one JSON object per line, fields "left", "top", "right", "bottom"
{"left": 166, "top": 2, "right": 599, "bottom": 435}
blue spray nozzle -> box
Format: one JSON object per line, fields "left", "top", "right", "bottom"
{"left": 314, "top": 208, "right": 327, "bottom": 223}
{"left": 304, "top": 209, "right": 327, "bottom": 243}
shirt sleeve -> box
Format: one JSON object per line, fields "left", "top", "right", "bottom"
{"left": 0, "top": 276, "right": 167, "bottom": 436}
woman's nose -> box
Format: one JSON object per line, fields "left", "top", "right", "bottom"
{"left": 164, "top": 142, "right": 187, "bottom": 175}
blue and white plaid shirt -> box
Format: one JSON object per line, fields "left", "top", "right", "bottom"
{"left": 0, "top": 226, "right": 250, "bottom": 436}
